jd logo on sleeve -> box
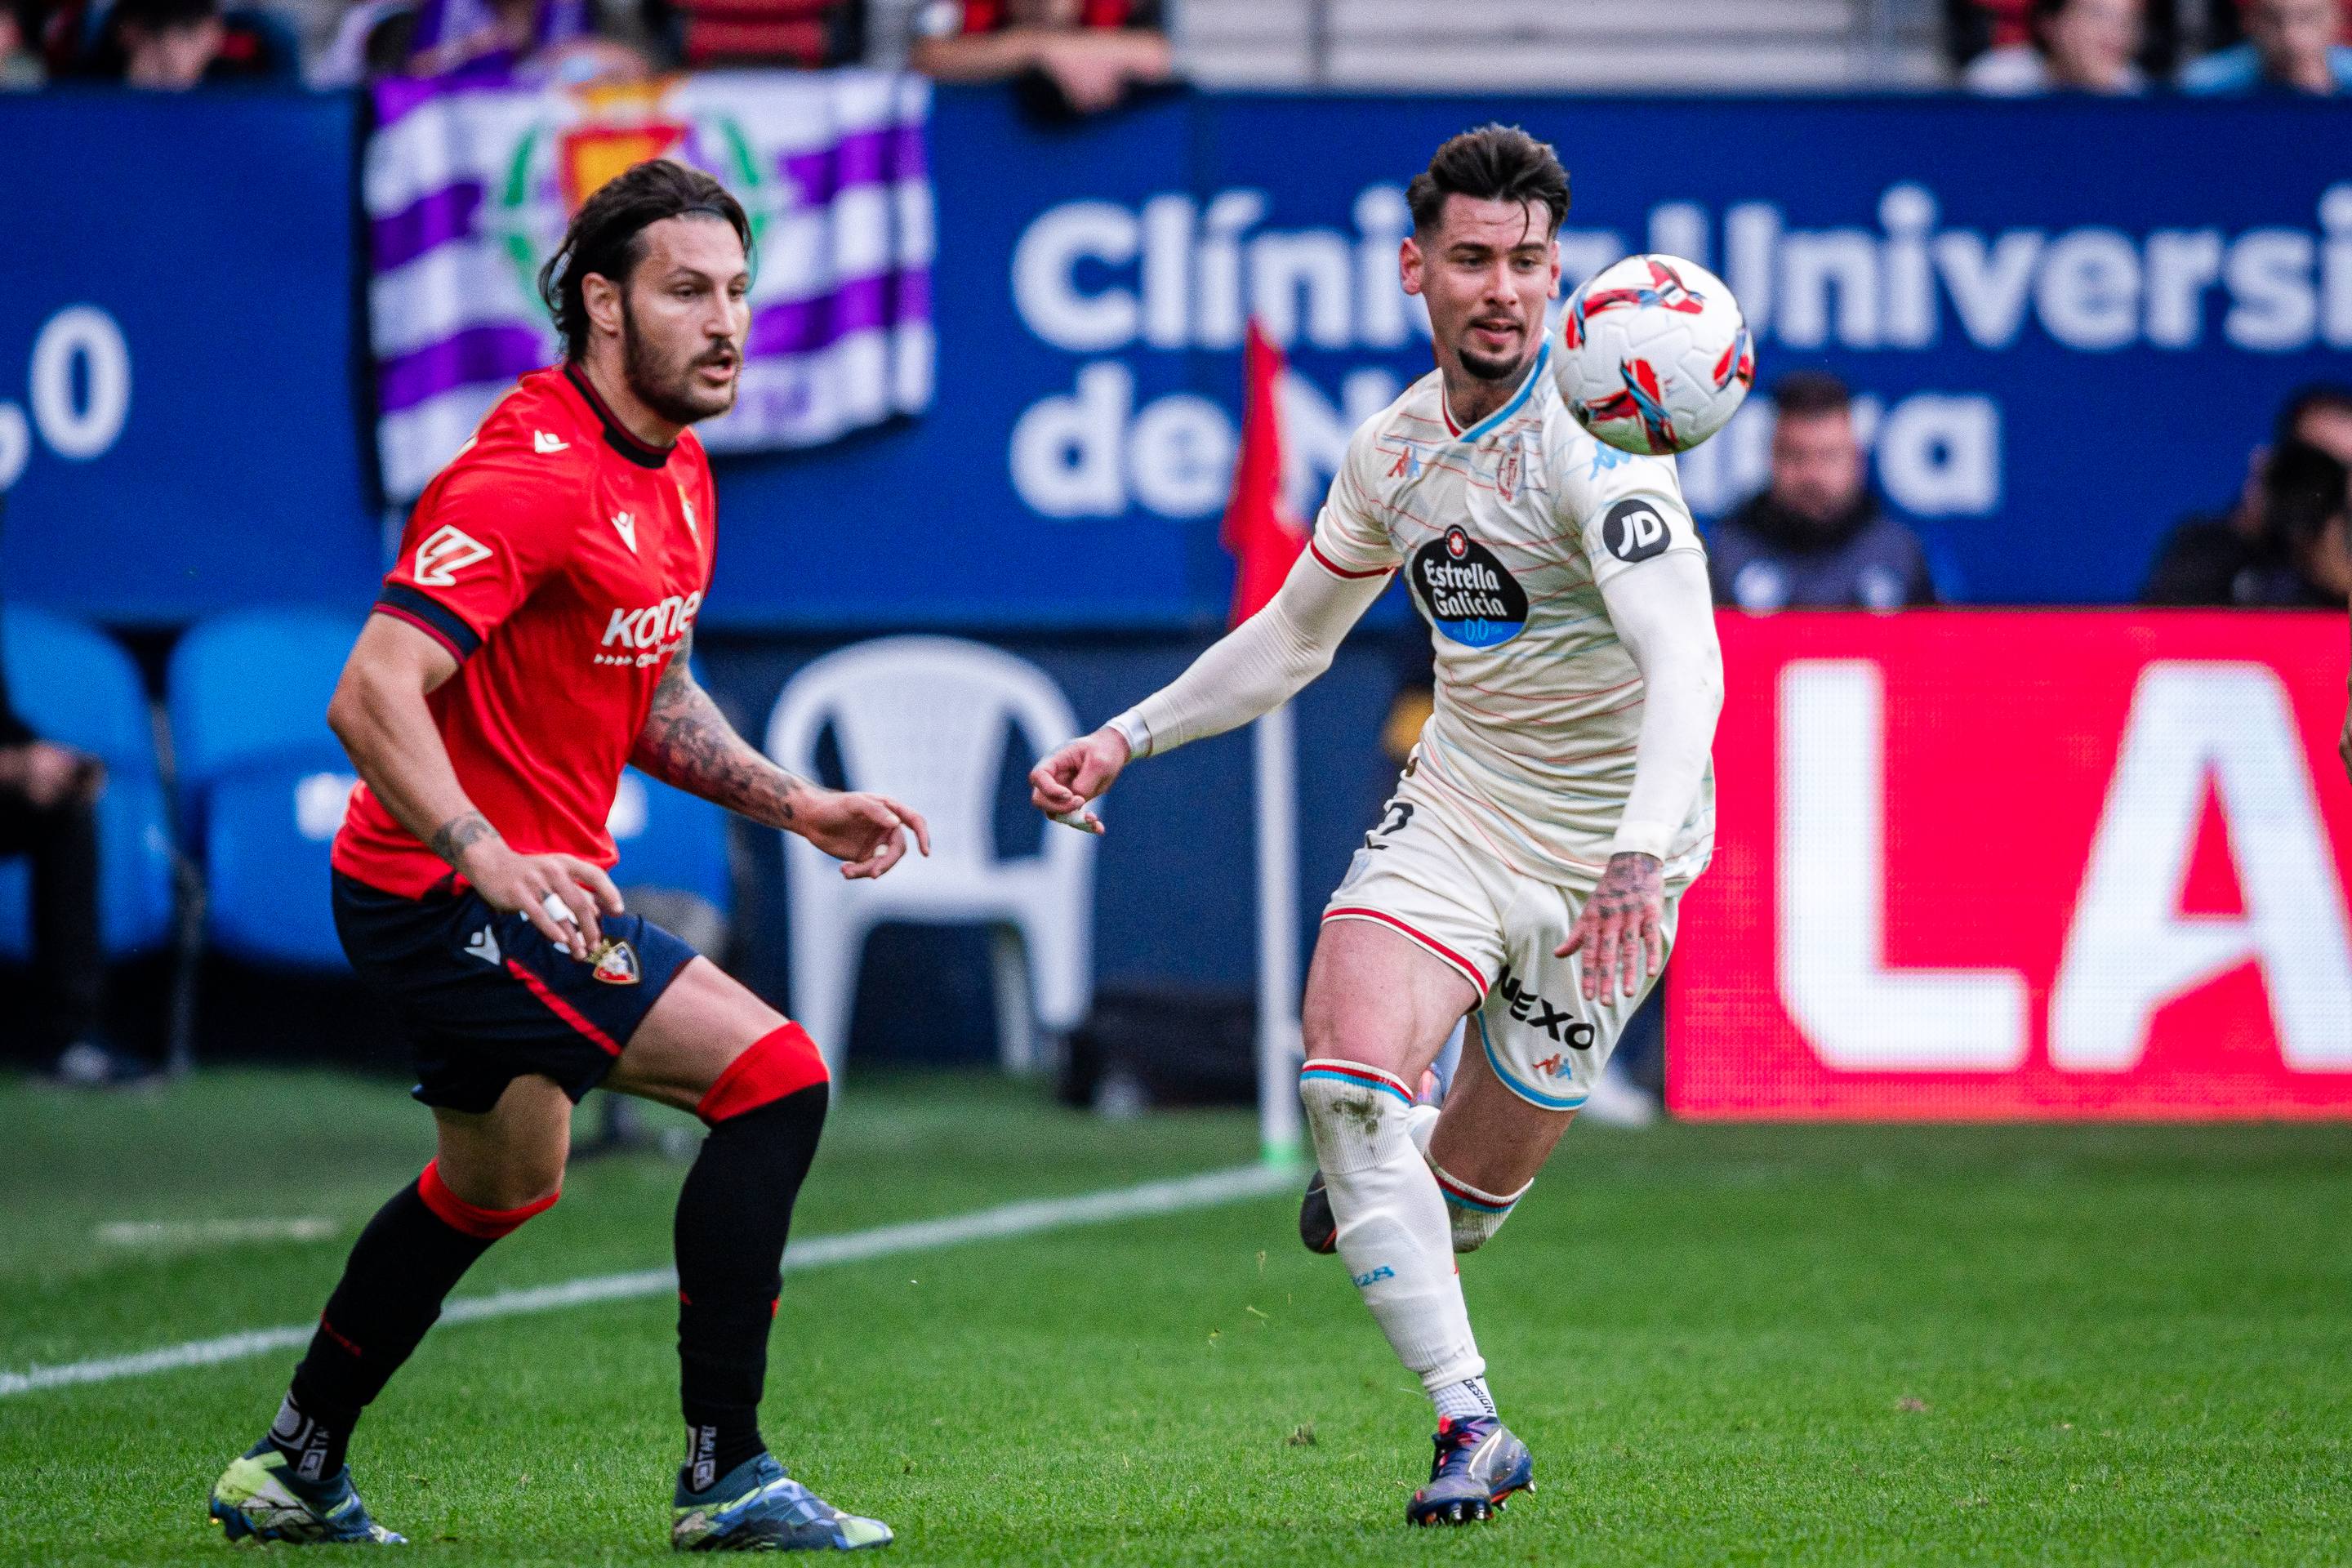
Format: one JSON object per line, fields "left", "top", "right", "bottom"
{"left": 1601, "top": 497, "right": 1674, "bottom": 564}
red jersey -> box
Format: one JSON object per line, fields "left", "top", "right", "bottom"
{"left": 333, "top": 364, "right": 718, "bottom": 899}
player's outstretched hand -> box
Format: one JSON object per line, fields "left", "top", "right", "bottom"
{"left": 1028, "top": 728, "right": 1130, "bottom": 835}
{"left": 796, "top": 789, "right": 931, "bottom": 880}
{"left": 459, "top": 840, "right": 625, "bottom": 961}
{"left": 1557, "top": 852, "right": 1665, "bottom": 1002}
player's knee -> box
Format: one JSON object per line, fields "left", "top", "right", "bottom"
{"left": 1430, "top": 1162, "right": 1529, "bottom": 1254}
{"left": 1300, "top": 1058, "right": 1417, "bottom": 1173}
{"left": 695, "top": 1022, "right": 830, "bottom": 1127}
{"left": 416, "top": 1157, "right": 560, "bottom": 1241}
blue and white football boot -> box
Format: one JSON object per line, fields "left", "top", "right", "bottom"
{"left": 1405, "top": 1415, "right": 1534, "bottom": 1526}
{"left": 207, "top": 1441, "right": 405, "bottom": 1544}
{"left": 670, "top": 1453, "right": 893, "bottom": 1552}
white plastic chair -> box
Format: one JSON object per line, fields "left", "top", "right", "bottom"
{"left": 766, "top": 636, "right": 1096, "bottom": 1079}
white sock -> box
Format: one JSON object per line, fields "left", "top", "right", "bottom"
{"left": 1299, "top": 1060, "right": 1486, "bottom": 1404}
{"left": 1432, "top": 1377, "right": 1497, "bottom": 1423}
{"left": 1430, "top": 1161, "right": 1531, "bottom": 1254}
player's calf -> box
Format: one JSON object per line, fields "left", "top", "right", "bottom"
{"left": 1430, "top": 1163, "right": 1530, "bottom": 1253}
{"left": 674, "top": 1023, "right": 831, "bottom": 1495}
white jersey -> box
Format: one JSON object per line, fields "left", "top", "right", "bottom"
{"left": 1310, "top": 342, "right": 1716, "bottom": 890}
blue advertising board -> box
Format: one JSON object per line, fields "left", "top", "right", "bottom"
{"left": 710, "top": 89, "right": 2352, "bottom": 623}
{"left": 0, "top": 91, "right": 378, "bottom": 623}
{"left": 3, "top": 87, "right": 2348, "bottom": 622}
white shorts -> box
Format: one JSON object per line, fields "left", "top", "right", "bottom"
{"left": 1320, "top": 792, "right": 1679, "bottom": 1113}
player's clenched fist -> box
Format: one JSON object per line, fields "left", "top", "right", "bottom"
{"left": 1557, "top": 851, "right": 1666, "bottom": 1001}
{"left": 1028, "top": 728, "right": 1132, "bottom": 836}
{"left": 795, "top": 789, "right": 932, "bottom": 880}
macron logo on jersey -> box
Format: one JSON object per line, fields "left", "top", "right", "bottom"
{"left": 533, "top": 431, "right": 568, "bottom": 454}
{"left": 611, "top": 511, "right": 637, "bottom": 554}
{"left": 414, "top": 524, "right": 492, "bottom": 587}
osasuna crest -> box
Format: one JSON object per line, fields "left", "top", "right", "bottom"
{"left": 590, "top": 939, "right": 641, "bottom": 985}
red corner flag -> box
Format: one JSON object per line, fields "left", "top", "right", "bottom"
{"left": 1223, "top": 319, "right": 1307, "bottom": 628}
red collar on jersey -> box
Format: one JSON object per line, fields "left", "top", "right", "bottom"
{"left": 562, "top": 362, "right": 676, "bottom": 470}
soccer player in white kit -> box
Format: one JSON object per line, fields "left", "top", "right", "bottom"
{"left": 1031, "top": 126, "right": 1723, "bottom": 1526}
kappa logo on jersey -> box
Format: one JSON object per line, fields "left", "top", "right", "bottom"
{"left": 532, "top": 430, "right": 569, "bottom": 454}
{"left": 611, "top": 510, "right": 638, "bottom": 554}
{"left": 596, "top": 590, "right": 703, "bottom": 666}
{"left": 1495, "top": 962, "right": 1597, "bottom": 1049}
{"left": 1601, "top": 497, "right": 1675, "bottom": 565}
{"left": 1410, "top": 528, "right": 1529, "bottom": 649}
{"left": 413, "top": 524, "right": 492, "bottom": 587}
{"left": 462, "top": 926, "right": 501, "bottom": 967}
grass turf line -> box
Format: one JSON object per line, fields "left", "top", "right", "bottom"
{"left": 2, "top": 1069, "right": 2348, "bottom": 1565}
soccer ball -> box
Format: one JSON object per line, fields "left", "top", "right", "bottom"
{"left": 1552, "top": 254, "right": 1754, "bottom": 457}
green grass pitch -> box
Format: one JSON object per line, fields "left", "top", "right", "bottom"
{"left": 2, "top": 1068, "right": 2349, "bottom": 1566}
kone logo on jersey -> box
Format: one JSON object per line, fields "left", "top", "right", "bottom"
{"left": 596, "top": 590, "right": 703, "bottom": 666}
{"left": 1410, "top": 528, "right": 1529, "bottom": 649}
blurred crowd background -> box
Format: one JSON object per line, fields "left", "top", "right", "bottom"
{"left": 2, "top": 0, "right": 2350, "bottom": 105}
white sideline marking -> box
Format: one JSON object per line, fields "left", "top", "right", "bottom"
{"left": 96, "top": 1218, "right": 340, "bottom": 1249}
{"left": 0, "top": 1162, "right": 1294, "bottom": 1400}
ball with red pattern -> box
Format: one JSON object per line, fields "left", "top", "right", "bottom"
{"left": 1552, "top": 253, "right": 1754, "bottom": 456}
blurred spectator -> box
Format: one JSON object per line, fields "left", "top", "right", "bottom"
{"left": 44, "top": 0, "right": 291, "bottom": 82}
{"left": 2, "top": 2, "right": 45, "bottom": 84}
{"left": 1965, "top": 0, "right": 2149, "bottom": 91}
{"left": 2181, "top": 0, "right": 2352, "bottom": 91}
{"left": 2143, "top": 384, "right": 2352, "bottom": 603}
{"left": 907, "top": 0, "right": 1174, "bottom": 118}
{"left": 0, "top": 532, "right": 130, "bottom": 1087}
{"left": 2183, "top": 440, "right": 2350, "bottom": 605}
{"left": 396, "top": 0, "right": 648, "bottom": 82}
{"left": 1707, "top": 373, "right": 1939, "bottom": 613}
{"left": 309, "top": 0, "right": 416, "bottom": 83}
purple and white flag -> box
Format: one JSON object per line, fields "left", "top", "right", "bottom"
{"left": 364, "top": 71, "right": 933, "bottom": 499}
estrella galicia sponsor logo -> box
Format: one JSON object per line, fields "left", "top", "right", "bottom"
{"left": 1495, "top": 962, "right": 1595, "bottom": 1049}
{"left": 1410, "top": 528, "right": 1528, "bottom": 648}
{"left": 1600, "top": 497, "right": 1673, "bottom": 564}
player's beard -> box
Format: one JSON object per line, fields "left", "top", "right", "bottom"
{"left": 621, "top": 298, "right": 741, "bottom": 427}
{"left": 1452, "top": 314, "right": 1533, "bottom": 384}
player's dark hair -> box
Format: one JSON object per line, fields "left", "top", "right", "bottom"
{"left": 1771, "top": 371, "right": 1852, "bottom": 418}
{"left": 2262, "top": 438, "right": 2349, "bottom": 550}
{"left": 1406, "top": 125, "right": 1569, "bottom": 238}
{"left": 538, "top": 160, "right": 753, "bottom": 362}
{"left": 2275, "top": 381, "right": 2352, "bottom": 447}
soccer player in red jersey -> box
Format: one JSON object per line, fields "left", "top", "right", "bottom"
{"left": 208, "top": 161, "right": 923, "bottom": 1552}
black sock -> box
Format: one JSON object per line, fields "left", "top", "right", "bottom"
{"left": 675, "top": 1083, "right": 827, "bottom": 1490}
{"left": 267, "top": 1178, "right": 501, "bottom": 1472}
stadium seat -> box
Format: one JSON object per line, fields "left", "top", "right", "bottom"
{"left": 167, "top": 608, "right": 365, "bottom": 969}
{"left": 766, "top": 636, "right": 1095, "bottom": 1079}
{"left": 0, "top": 606, "right": 176, "bottom": 961}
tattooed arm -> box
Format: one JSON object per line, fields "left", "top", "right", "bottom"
{"left": 328, "top": 614, "right": 621, "bottom": 958}
{"left": 633, "top": 635, "right": 805, "bottom": 830}
{"left": 634, "top": 636, "right": 933, "bottom": 880}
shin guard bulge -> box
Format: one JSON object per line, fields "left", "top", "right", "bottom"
{"left": 1298, "top": 1059, "right": 1484, "bottom": 1396}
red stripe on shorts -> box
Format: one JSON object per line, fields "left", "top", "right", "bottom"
{"left": 1322, "top": 906, "right": 1489, "bottom": 995}
{"left": 504, "top": 957, "right": 623, "bottom": 1057}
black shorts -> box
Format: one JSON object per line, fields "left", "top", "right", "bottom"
{"left": 332, "top": 871, "right": 700, "bottom": 1114}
